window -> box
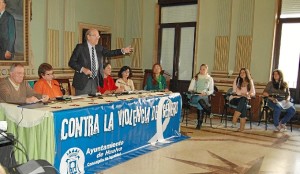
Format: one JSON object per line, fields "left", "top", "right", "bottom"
{"left": 278, "top": 23, "right": 300, "bottom": 88}
{"left": 274, "top": 0, "right": 300, "bottom": 103}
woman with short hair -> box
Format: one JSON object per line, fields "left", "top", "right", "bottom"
{"left": 116, "top": 66, "right": 135, "bottom": 91}
{"left": 34, "top": 63, "right": 63, "bottom": 99}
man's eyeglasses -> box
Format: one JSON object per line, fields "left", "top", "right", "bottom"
{"left": 89, "top": 35, "right": 100, "bottom": 39}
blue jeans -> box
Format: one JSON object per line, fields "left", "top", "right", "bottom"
{"left": 229, "top": 97, "right": 248, "bottom": 118}
{"left": 188, "top": 94, "right": 209, "bottom": 110}
{"left": 267, "top": 101, "right": 296, "bottom": 127}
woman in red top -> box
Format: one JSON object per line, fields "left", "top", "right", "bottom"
{"left": 99, "top": 63, "right": 124, "bottom": 94}
{"left": 34, "top": 63, "right": 63, "bottom": 99}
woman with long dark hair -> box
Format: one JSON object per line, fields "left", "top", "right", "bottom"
{"left": 263, "top": 69, "right": 295, "bottom": 132}
{"left": 230, "top": 68, "right": 255, "bottom": 131}
{"left": 145, "top": 63, "right": 168, "bottom": 91}
{"left": 98, "top": 63, "right": 124, "bottom": 94}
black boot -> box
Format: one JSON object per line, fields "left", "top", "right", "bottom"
{"left": 198, "top": 99, "right": 211, "bottom": 114}
{"left": 196, "top": 109, "right": 203, "bottom": 129}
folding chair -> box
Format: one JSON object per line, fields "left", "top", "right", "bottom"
{"left": 181, "top": 92, "right": 213, "bottom": 128}
{"left": 221, "top": 88, "right": 253, "bottom": 129}
{"left": 258, "top": 96, "right": 293, "bottom": 132}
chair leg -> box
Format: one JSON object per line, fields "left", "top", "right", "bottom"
{"left": 209, "top": 114, "right": 213, "bottom": 127}
{"left": 265, "top": 109, "right": 269, "bottom": 130}
{"left": 258, "top": 106, "right": 269, "bottom": 130}
{"left": 258, "top": 109, "right": 262, "bottom": 126}
{"left": 248, "top": 109, "right": 252, "bottom": 129}
{"left": 184, "top": 108, "right": 189, "bottom": 127}
{"left": 181, "top": 109, "right": 185, "bottom": 122}
{"left": 224, "top": 108, "right": 228, "bottom": 128}
{"left": 221, "top": 106, "right": 226, "bottom": 123}
{"left": 250, "top": 113, "right": 252, "bottom": 129}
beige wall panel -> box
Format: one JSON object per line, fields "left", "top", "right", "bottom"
{"left": 47, "top": 29, "right": 59, "bottom": 67}
{"left": 234, "top": 36, "right": 252, "bottom": 71}
{"left": 213, "top": 36, "right": 230, "bottom": 72}
{"left": 64, "top": 31, "right": 75, "bottom": 68}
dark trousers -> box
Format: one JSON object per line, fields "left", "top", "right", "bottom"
{"left": 229, "top": 97, "right": 248, "bottom": 118}
{"left": 75, "top": 78, "right": 97, "bottom": 96}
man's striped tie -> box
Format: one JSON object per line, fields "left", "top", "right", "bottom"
{"left": 91, "top": 47, "right": 97, "bottom": 79}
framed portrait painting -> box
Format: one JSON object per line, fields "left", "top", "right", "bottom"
{"left": 0, "top": 0, "right": 31, "bottom": 65}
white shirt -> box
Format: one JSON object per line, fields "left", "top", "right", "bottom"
{"left": 115, "top": 78, "right": 135, "bottom": 91}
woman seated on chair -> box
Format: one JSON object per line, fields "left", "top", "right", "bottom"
{"left": 34, "top": 63, "right": 63, "bottom": 100}
{"left": 188, "top": 64, "right": 214, "bottom": 129}
{"left": 262, "top": 69, "right": 295, "bottom": 132}
{"left": 98, "top": 63, "right": 124, "bottom": 94}
{"left": 145, "top": 63, "right": 169, "bottom": 91}
{"left": 116, "top": 66, "right": 135, "bottom": 91}
{"left": 230, "top": 68, "right": 255, "bottom": 131}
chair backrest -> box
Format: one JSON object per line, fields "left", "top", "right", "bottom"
{"left": 142, "top": 69, "right": 171, "bottom": 90}
{"left": 224, "top": 87, "right": 233, "bottom": 101}
{"left": 27, "top": 80, "right": 37, "bottom": 88}
{"left": 55, "top": 79, "right": 71, "bottom": 95}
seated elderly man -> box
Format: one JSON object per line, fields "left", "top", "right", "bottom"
{"left": 0, "top": 63, "right": 49, "bottom": 104}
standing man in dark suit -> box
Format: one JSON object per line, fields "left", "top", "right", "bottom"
{"left": 69, "top": 28, "right": 133, "bottom": 95}
{"left": 0, "top": 0, "right": 16, "bottom": 60}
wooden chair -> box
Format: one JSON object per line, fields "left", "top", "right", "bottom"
{"left": 142, "top": 69, "right": 171, "bottom": 90}
{"left": 55, "top": 79, "right": 72, "bottom": 95}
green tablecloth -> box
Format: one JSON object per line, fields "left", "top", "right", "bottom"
{"left": 0, "top": 108, "right": 55, "bottom": 164}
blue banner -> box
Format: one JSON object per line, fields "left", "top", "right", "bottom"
{"left": 53, "top": 93, "right": 182, "bottom": 173}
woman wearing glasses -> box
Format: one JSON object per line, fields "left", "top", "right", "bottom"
{"left": 116, "top": 66, "right": 135, "bottom": 91}
{"left": 34, "top": 63, "right": 63, "bottom": 100}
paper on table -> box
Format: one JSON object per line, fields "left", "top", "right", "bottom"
{"left": 70, "top": 96, "right": 84, "bottom": 100}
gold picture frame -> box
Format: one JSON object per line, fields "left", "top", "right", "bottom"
{"left": 0, "top": 0, "right": 31, "bottom": 65}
